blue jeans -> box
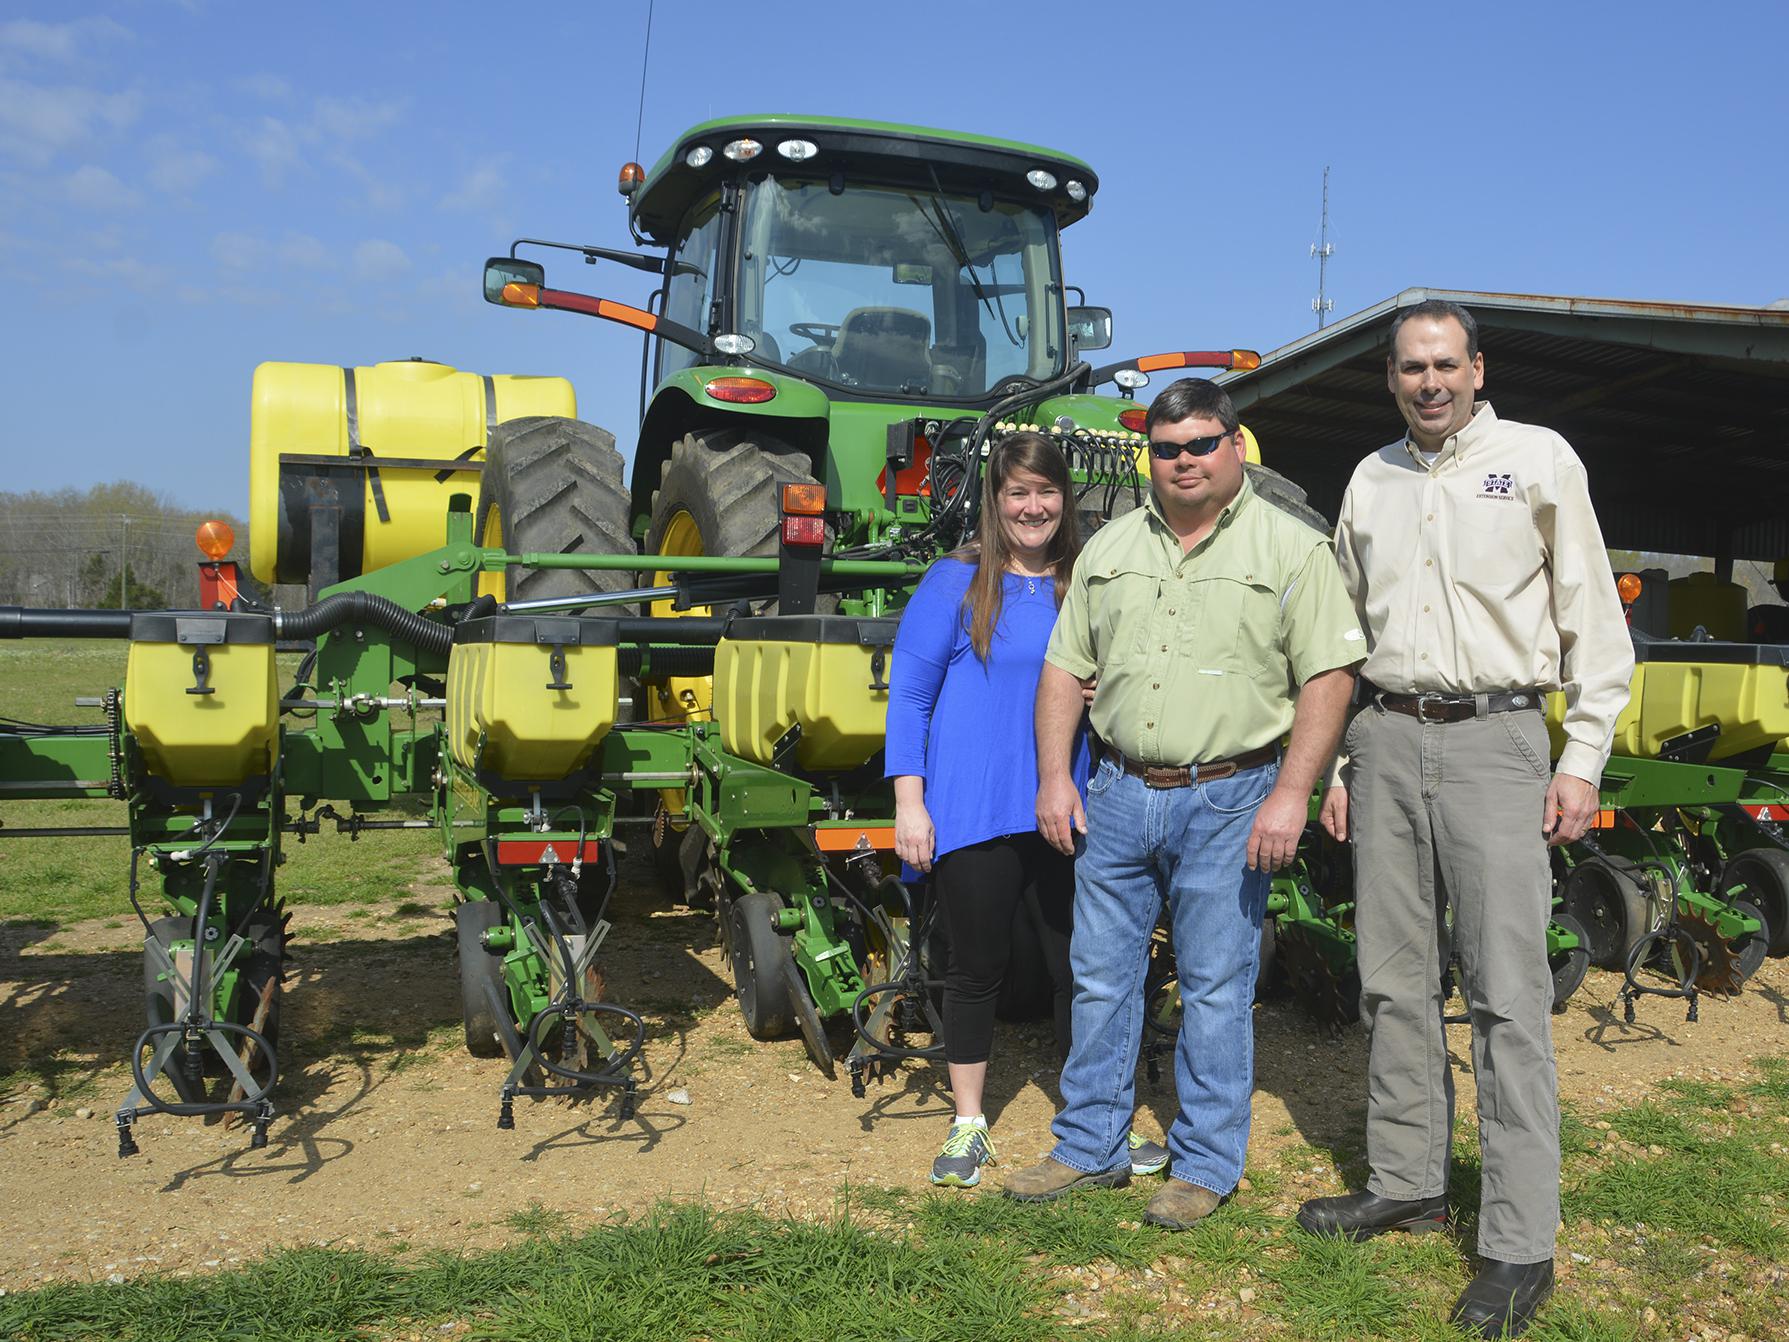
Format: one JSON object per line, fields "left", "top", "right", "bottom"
{"left": 1049, "top": 754, "right": 1276, "bottom": 1194}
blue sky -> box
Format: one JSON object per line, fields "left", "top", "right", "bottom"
{"left": 1, "top": 0, "right": 1783, "bottom": 513}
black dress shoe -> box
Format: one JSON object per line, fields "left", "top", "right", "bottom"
{"left": 1295, "top": 1189, "right": 1449, "bottom": 1240}
{"left": 1450, "top": 1257, "right": 1555, "bottom": 1338}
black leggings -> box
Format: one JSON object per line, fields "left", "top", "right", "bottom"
{"left": 932, "top": 833, "right": 1075, "bottom": 1066}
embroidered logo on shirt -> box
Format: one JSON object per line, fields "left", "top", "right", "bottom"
{"left": 1478, "top": 471, "right": 1517, "bottom": 499}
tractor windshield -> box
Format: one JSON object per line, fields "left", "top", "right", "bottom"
{"left": 735, "top": 175, "right": 1063, "bottom": 400}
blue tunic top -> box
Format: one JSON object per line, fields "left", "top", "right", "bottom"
{"left": 885, "top": 557, "right": 1090, "bottom": 864}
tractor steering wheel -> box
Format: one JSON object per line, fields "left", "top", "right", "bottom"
{"left": 789, "top": 322, "right": 839, "bottom": 346}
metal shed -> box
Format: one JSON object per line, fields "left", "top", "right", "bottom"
{"left": 1218, "top": 289, "right": 1789, "bottom": 569}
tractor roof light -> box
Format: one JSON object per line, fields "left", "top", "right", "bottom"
{"left": 782, "top": 483, "right": 826, "bottom": 516}
{"left": 1064, "top": 179, "right": 1087, "bottom": 203}
{"left": 722, "top": 138, "right": 763, "bottom": 163}
{"left": 712, "top": 333, "right": 757, "bottom": 356}
{"left": 776, "top": 138, "right": 818, "bottom": 162}
{"left": 195, "top": 519, "right": 235, "bottom": 560}
{"left": 684, "top": 144, "right": 714, "bottom": 169}
{"left": 617, "top": 161, "right": 645, "bottom": 196}
{"left": 1025, "top": 168, "right": 1058, "bottom": 191}
{"left": 704, "top": 375, "right": 775, "bottom": 404}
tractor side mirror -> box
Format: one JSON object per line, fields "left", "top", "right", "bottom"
{"left": 1067, "top": 305, "right": 1113, "bottom": 352}
{"left": 484, "top": 257, "right": 546, "bottom": 306}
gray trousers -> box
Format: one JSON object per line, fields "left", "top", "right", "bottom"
{"left": 1347, "top": 702, "right": 1560, "bottom": 1263}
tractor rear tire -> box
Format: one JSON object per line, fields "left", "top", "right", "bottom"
{"left": 456, "top": 901, "right": 507, "bottom": 1058}
{"left": 1560, "top": 856, "right": 1653, "bottom": 969}
{"left": 647, "top": 429, "right": 820, "bottom": 572}
{"left": 1547, "top": 911, "right": 1591, "bottom": 1013}
{"left": 1246, "top": 463, "right": 1331, "bottom": 535}
{"left": 474, "top": 416, "right": 634, "bottom": 603}
{"left": 728, "top": 892, "right": 797, "bottom": 1040}
{"left": 1722, "top": 848, "right": 1789, "bottom": 957}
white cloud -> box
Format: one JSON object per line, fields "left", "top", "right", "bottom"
{"left": 210, "top": 230, "right": 336, "bottom": 275}
{"left": 69, "top": 253, "right": 170, "bottom": 294}
{"left": 234, "top": 72, "right": 291, "bottom": 102}
{"left": 211, "top": 231, "right": 265, "bottom": 271}
{"left": 0, "top": 17, "right": 131, "bottom": 67}
{"left": 311, "top": 95, "right": 406, "bottom": 142}
{"left": 63, "top": 164, "right": 139, "bottom": 211}
{"left": 240, "top": 114, "right": 301, "bottom": 185}
{"left": 278, "top": 233, "right": 331, "bottom": 269}
{"left": 145, "top": 134, "right": 217, "bottom": 194}
{"left": 353, "top": 239, "right": 410, "bottom": 281}
{"left": 0, "top": 77, "right": 140, "bottom": 165}
{"left": 440, "top": 160, "right": 507, "bottom": 214}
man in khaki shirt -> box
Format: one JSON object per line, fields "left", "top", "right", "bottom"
{"left": 1298, "top": 300, "right": 1632, "bottom": 1339}
{"left": 1004, "top": 378, "right": 1361, "bottom": 1228}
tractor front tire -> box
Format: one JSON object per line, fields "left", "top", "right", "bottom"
{"left": 474, "top": 416, "right": 634, "bottom": 603}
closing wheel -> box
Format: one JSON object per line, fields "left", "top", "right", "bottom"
{"left": 1560, "top": 858, "right": 1653, "bottom": 969}
{"left": 728, "top": 891, "right": 797, "bottom": 1040}
{"left": 1679, "top": 898, "right": 1769, "bottom": 995}
{"left": 143, "top": 916, "right": 206, "bottom": 1104}
{"left": 232, "top": 907, "right": 287, "bottom": 1058}
{"left": 1547, "top": 912, "right": 1591, "bottom": 1013}
{"left": 456, "top": 901, "right": 506, "bottom": 1058}
{"left": 473, "top": 416, "right": 634, "bottom": 603}
{"left": 1722, "top": 848, "right": 1789, "bottom": 957}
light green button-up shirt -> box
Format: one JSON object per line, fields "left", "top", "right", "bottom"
{"left": 1046, "top": 476, "right": 1364, "bottom": 764}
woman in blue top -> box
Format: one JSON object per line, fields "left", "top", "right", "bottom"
{"left": 887, "top": 431, "right": 1097, "bottom": 1189}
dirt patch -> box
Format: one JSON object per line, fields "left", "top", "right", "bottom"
{"left": 2, "top": 850, "right": 1787, "bottom": 1289}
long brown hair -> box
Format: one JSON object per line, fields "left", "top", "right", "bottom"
{"left": 953, "top": 431, "right": 1082, "bottom": 661}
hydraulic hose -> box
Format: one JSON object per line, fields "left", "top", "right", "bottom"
{"left": 276, "top": 591, "right": 452, "bottom": 657}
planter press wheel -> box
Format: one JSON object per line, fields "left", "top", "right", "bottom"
{"left": 472, "top": 416, "right": 634, "bottom": 604}
{"left": 727, "top": 891, "right": 797, "bottom": 1041}
{"left": 456, "top": 901, "right": 506, "bottom": 1058}
{"left": 1721, "top": 848, "right": 1789, "bottom": 957}
{"left": 1547, "top": 911, "right": 1592, "bottom": 1013}
{"left": 1559, "top": 858, "right": 1653, "bottom": 970}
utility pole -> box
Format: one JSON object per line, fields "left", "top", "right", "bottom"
{"left": 1311, "top": 165, "right": 1335, "bottom": 331}
{"left": 119, "top": 514, "right": 128, "bottom": 609}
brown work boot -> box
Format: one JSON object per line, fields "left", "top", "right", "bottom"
{"left": 1143, "top": 1178, "right": 1222, "bottom": 1229}
{"left": 1002, "top": 1156, "right": 1129, "bottom": 1202}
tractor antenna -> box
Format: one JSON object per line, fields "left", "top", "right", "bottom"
{"left": 632, "top": 0, "right": 655, "bottom": 169}
{"left": 1310, "top": 165, "right": 1335, "bottom": 331}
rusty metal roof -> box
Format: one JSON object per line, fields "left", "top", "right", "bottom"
{"left": 1219, "top": 288, "right": 1789, "bottom": 562}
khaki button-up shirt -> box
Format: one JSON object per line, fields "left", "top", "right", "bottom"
{"left": 1332, "top": 402, "right": 1633, "bottom": 785}
{"left": 1047, "top": 475, "right": 1364, "bottom": 764}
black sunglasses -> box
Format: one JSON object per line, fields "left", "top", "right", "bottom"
{"left": 1147, "top": 433, "right": 1230, "bottom": 461}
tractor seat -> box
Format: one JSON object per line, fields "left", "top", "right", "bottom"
{"left": 831, "top": 306, "right": 932, "bottom": 392}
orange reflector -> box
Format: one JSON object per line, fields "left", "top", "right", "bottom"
{"left": 501, "top": 281, "right": 541, "bottom": 308}
{"left": 1617, "top": 573, "right": 1643, "bottom": 604}
{"left": 813, "top": 825, "right": 895, "bottom": 853}
{"left": 617, "top": 161, "right": 645, "bottom": 196}
{"left": 1591, "top": 810, "right": 1616, "bottom": 830}
{"left": 594, "top": 297, "right": 657, "bottom": 331}
{"left": 1135, "top": 349, "right": 1261, "bottom": 373}
{"left": 1135, "top": 353, "right": 1183, "bottom": 373}
{"left": 1231, "top": 349, "right": 1261, "bottom": 371}
{"left": 195, "top": 519, "right": 235, "bottom": 559}
{"left": 1118, "top": 407, "right": 1148, "bottom": 432}
{"left": 782, "top": 483, "right": 826, "bottom": 515}
{"left": 782, "top": 515, "right": 826, "bottom": 547}
{"left": 703, "top": 375, "right": 776, "bottom": 404}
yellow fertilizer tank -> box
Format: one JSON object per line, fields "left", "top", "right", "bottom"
{"left": 248, "top": 360, "right": 576, "bottom": 586}
{"left": 124, "top": 613, "right": 279, "bottom": 787}
{"left": 448, "top": 615, "right": 620, "bottom": 781}
{"left": 714, "top": 615, "right": 899, "bottom": 771}
{"left": 1545, "top": 637, "right": 1789, "bottom": 762}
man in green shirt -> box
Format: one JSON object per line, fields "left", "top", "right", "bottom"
{"left": 1005, "top": 379, "right": 1361, "bottom": 1228}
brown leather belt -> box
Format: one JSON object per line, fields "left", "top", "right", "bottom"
{"left": 1374, "top": 688, "right": 1543, "bottom": 724}
{"left": 1099, "top": 741, "right": 1280, "bottom": 789}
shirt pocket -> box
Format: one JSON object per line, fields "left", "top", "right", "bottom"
{"left": 1187, "top": 569, "right": 1280, "bottom": 671}
{"left": 1449, "top": 499, "right": 1540, "bottom": 603}
{"left": 1086, "top": 566, "right": 1160, "bottom": 666}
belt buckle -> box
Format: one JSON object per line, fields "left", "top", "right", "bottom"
{"left": 1142, "top": 765, "right": 1184, "bottom": 789}
{"left": 1414, "top": 692, "right": 1447, "bottom": 724}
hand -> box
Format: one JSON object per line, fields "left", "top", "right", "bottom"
{"left": 1247, "top": 784, "right": 1308, "bottom": 871}
{"left": 1543, "top": 772, "right": 1599, "bottom": 847}
{"left": 1080, "top": 677, "right": 1098, "bottom": 706}
{"left": 894, "top": 798, "right": 936, "bottom": 873}
{"left": 1319, "top": 785, "right": 1349, "bottom": 843}
{"left": 1037, "top": 773, "right": 1087, "bottom": 857}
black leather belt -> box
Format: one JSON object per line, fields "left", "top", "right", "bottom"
{"left": 1099, "top": 741, "right": 1280, "bottom": 789}
{"left": 1373, "top": 687, "right": 1543, "bottom": 724}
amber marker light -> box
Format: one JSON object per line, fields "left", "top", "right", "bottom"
{"left": 195, "top": 519, "right": 235, "bottom": 559}
{"left": 782, "top": 483, "right": 826, "bottom": 515}
{"left": 703, "top": 376, "right": 776, "bottom": 404}
{"left": 1118, "top": 407, "right": 1148, "bottom": 432}
{"left": 500, "top": 282, "right": 541, "bottom": 308}
{"left": 1617, "top": 573, "right": 1643, "bottom": 605}
{"left": 617, "top": 161, "right": 645, "bottom": 196}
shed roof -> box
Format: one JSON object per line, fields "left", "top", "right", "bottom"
{"left": 1218, "top": 288, "right": 1789, "bottom": 561}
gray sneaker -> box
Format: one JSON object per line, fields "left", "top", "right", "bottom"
{"left": 931, "top": 1122, "right": 996, "bottom": 1188}
{"left": 1128, "top": 1131, "right": 1169, "bottom": 1176}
